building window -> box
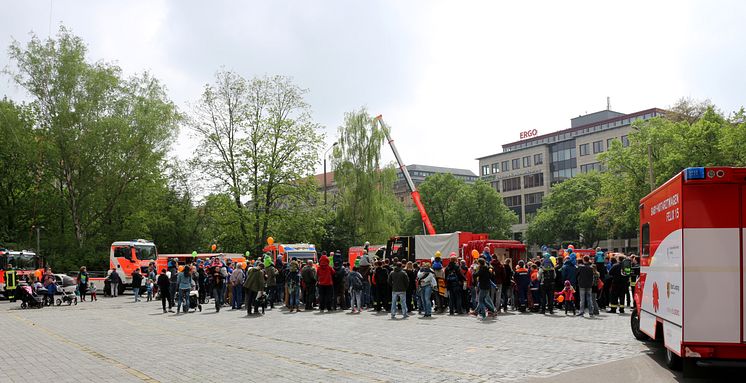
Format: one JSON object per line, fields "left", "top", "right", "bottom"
{"left": 592, "top": 140, "right": 603, "bottom": 154}
{"left": 621, "top": 135, "right": 629, "bottom": 147}
{"left": 607, "top": 138, "right": 617, "bottom": 149}
{"left": 502, "top": 177, "right": 521, "bottom": 192}
{"left": 522, "top": 156, "right": 531, "bottom": 168}
{"left": 491, "top": 181, "right": 499, "bottom": 192}
{"left": 579, "top": 143, "right": 589, "bottom": 156}
{"left": 580, "top": 162, "right": 604, "bottom": 173}
{"left": 533, "top": 153, "right": 543, "bottom": 165}
{"left": 523, "top": 173, "right": 544, "bottom": 188}
{"left": 481, "top": 165, "right": 489, "bottom": 176}
{"left": 504, "top": 195, "right": 522, "bottom": 224}
{"left": 511, "top": 158, "right": 520, "bottom": 170}
{"left": 503, "top": 195, "right": 521, "bottom": 207}
{"left": 491, "top": 163, "right": 499, "bottom": 174}
{"left": 501, "top": 161, "right": 509, "bottom": 172}
{"left": 524, "top": 192, "right": 543, "bottom": 206}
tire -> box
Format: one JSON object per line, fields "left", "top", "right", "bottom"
{"left": 665, "top": 347, "right": 683, "bottom": 370}
{"left": 21, "top": 302, "right": 27, "bottom": 309}
{"left": 56, "top": 299, "right": 62, "bottom": 306}
{"left": 631, "top": 310, "right": 650, "bottom": 341}
{"left": 67, "top": 299, "right": 73, "bottom": 306}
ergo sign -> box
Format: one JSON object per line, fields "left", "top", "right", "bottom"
{"left": 520, "top": 129, "right": 538, "bottom": 140}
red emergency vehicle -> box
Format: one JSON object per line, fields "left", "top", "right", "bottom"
{"left": 631, "top": 167, "right": 746, "bottom": 369}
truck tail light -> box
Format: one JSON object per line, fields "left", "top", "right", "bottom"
{"left": 685, "top": 346, "right": 715, "bottom": 358}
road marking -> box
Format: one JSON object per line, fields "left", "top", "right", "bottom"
{"left": 11, "top": 314, "right": 160, "bottom": 383}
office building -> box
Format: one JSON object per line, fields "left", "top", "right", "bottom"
{"left": 477, "top": 107, "right": 665, "bottom": 241}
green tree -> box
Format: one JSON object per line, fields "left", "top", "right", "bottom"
{"left": 0, "top": 99, "right": 40, "bottom": 247}
{"left": 525, "top": 172, "right": 605, "bottom": 247}
{"left": 189, "top": 72, "right": 323, "bottom": 254}
{"left": 450, "top": 180, "right": 517, "bottom": 239}
{"left": 333, "top": 109, "right": 403, "bottom": 249}
{"left": 7, "top": 27, "right": 179, "bottom": 251}
{"left": 599, "top": 99, "right": 746, "bottom": 238}
{"left": 415, "top": 173, "right": 463, "bottom": 233}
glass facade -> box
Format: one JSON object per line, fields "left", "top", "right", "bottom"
{"left": 550, "top": 139, "right": 577, "bottom": 184}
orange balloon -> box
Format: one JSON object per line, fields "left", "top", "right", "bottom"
{"left": 471, "top": 249, "right": 479, "bottom": 259}
{"left": 211, "top": 244, "right": 217, "bottom": 252}
{"left": 557, "top": 295, "right": 564, "bottom": 303}
{"left": 267, "top": 237, "right": 275, "bottom": 246}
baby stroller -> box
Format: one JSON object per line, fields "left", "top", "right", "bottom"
{"left": 18, "top": 285, "right": 44, "bottom": 309}
{"left": 189, "top": 289, "right": 202, "bottom": 312}
{"left": 55, "top": 274, "right": 78, "bottom": 306}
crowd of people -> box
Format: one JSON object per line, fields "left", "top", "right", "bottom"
{"left": 6, "top": 242, "right": 640, "bottom": 322}
{"left": 122, "top": 243, "right": 640, "bottom": 320}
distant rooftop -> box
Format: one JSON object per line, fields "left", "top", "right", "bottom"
{"left": 476, "top": 107, "right": 665, "bottom": 159}
{"left": 402, "top": 164, "right": 477, "bottom": 177}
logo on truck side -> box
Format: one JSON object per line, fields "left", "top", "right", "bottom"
{"left": 652, "top": 282, "right": 660, "bottom": 312}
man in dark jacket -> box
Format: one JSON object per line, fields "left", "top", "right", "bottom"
{"left": 131, "top": 269, "right": 143, "bottom": 303}
{"left": 501, "top": 259, "right": 513, "bottom": 312}
{"left": 387, "top": 262, "right": 409, "bottom": 318}
{"left": 243, "top": 263, "right": 265, "bottom": 315}
{"left": 608, "top": 256, "right": 628, "bottom": 313}
{"left": 301, "top": 260, "right": 317, "bottom": 311}
{"left": 157, "top": 269, "right": 173, "bottom": 313}
{"left": 474, "top": 258, "right": 496, "bottom": 319}
{"left": 445, "top": 257, "right": 465, "bottom": 315}
{"left": 576, "top": 255, "right": 595, "bottom": 317}
{"left": 373, "top": 261, "right": 389, "bottom": 312}
{"left": 538, "top": 254, "right": 556, "bottom": 314}
{"left": 490, "top": 258, "right": 505, "bottom": 313}
{"left": 514, "top": 261, "right": 530, "bottom": 312}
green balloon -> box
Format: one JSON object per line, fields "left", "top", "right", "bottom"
{"left": 245, "top": 251, "right": 250, "bottom": 258}
{"left": 191, "top": 251, "right": 198, "bottom": 257}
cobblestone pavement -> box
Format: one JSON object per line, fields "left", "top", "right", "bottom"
{"left": 0, "top": 296, "right": 648, "bottom": 383}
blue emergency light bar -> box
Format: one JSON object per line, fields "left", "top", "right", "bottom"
{"left": 684, "top": 167, "right": 706, "bottom": 180}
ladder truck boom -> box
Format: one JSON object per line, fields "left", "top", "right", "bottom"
{"left": 374, "top": 115, "right": 436, "bottom": 235}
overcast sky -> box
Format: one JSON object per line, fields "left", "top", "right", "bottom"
{"left": 2, "top": 0, "right": 745, "bottom": 175}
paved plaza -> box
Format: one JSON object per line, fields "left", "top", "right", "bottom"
{"left": 0, "top": 296, "right": 671, "bottom": 383}
{"left": 0, "top": 296, "right": 648, "bottom": 382}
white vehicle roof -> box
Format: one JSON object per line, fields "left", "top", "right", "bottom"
{"left": 112, "top": 240, "right": 155, "bottom": 246}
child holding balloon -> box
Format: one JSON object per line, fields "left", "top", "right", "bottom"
{"left": 556, "top": 280, "right": 576, "bottom": 315}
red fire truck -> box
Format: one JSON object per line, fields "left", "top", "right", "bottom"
{"left": 631, "top": 167, "right": 746, "bottom": 369}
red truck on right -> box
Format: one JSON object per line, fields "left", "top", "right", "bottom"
{"left": 631, "top": 167, "right": 746, "bottom": 369}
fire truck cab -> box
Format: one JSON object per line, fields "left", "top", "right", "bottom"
{"left": 110, "top": 240, "right": 158, "bottom": 294}
{"left": 632, "top": 167, "right": 746, "bottom": 369}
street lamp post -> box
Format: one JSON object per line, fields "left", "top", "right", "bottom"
{"left": 324, "top": 142, "right": 338, "bottom": 205}
{"left": 32, "top": 225, "right": 45, "bottom": 266}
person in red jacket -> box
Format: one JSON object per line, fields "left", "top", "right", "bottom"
{"left": 316, "top": 255, "right": 336, "bottom": 312}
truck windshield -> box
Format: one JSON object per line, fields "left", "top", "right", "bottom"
{"left": 135, "top": 245, "right": 157, "bottom": 261}
{"left": 8, "top": 254, "right": 38, "bottom": 270}
{"left": 290, "top": 251, "right": 316, "bottom": 260}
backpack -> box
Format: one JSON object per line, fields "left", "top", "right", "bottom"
{"left": 622, "top": 258, "right": 632, "bottom": 276}
{"left": 349, "top": 272, "right": 363, "bottom": 290}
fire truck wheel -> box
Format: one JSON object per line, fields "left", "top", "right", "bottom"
{"left": 630, "top": 310, "right": 649, "bottom": 341}
{"left": 665, "top": 348, "right": 683, "bottom": 370}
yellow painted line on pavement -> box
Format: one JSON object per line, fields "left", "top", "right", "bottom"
{"left": 12, "top": 314, "right": 160, "bottom": 383}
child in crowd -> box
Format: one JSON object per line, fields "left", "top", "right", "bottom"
{"left": 146, "top": 279, "right": 154, "bottom": 302}
{"left": 557, "top": 280, "right": 576, "bottom": 315}
{"left": 89, "top": 282, "right": 97, "bottom": 301}
{"left": 529, "top": 264, "right": 540, "bottom": 312}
